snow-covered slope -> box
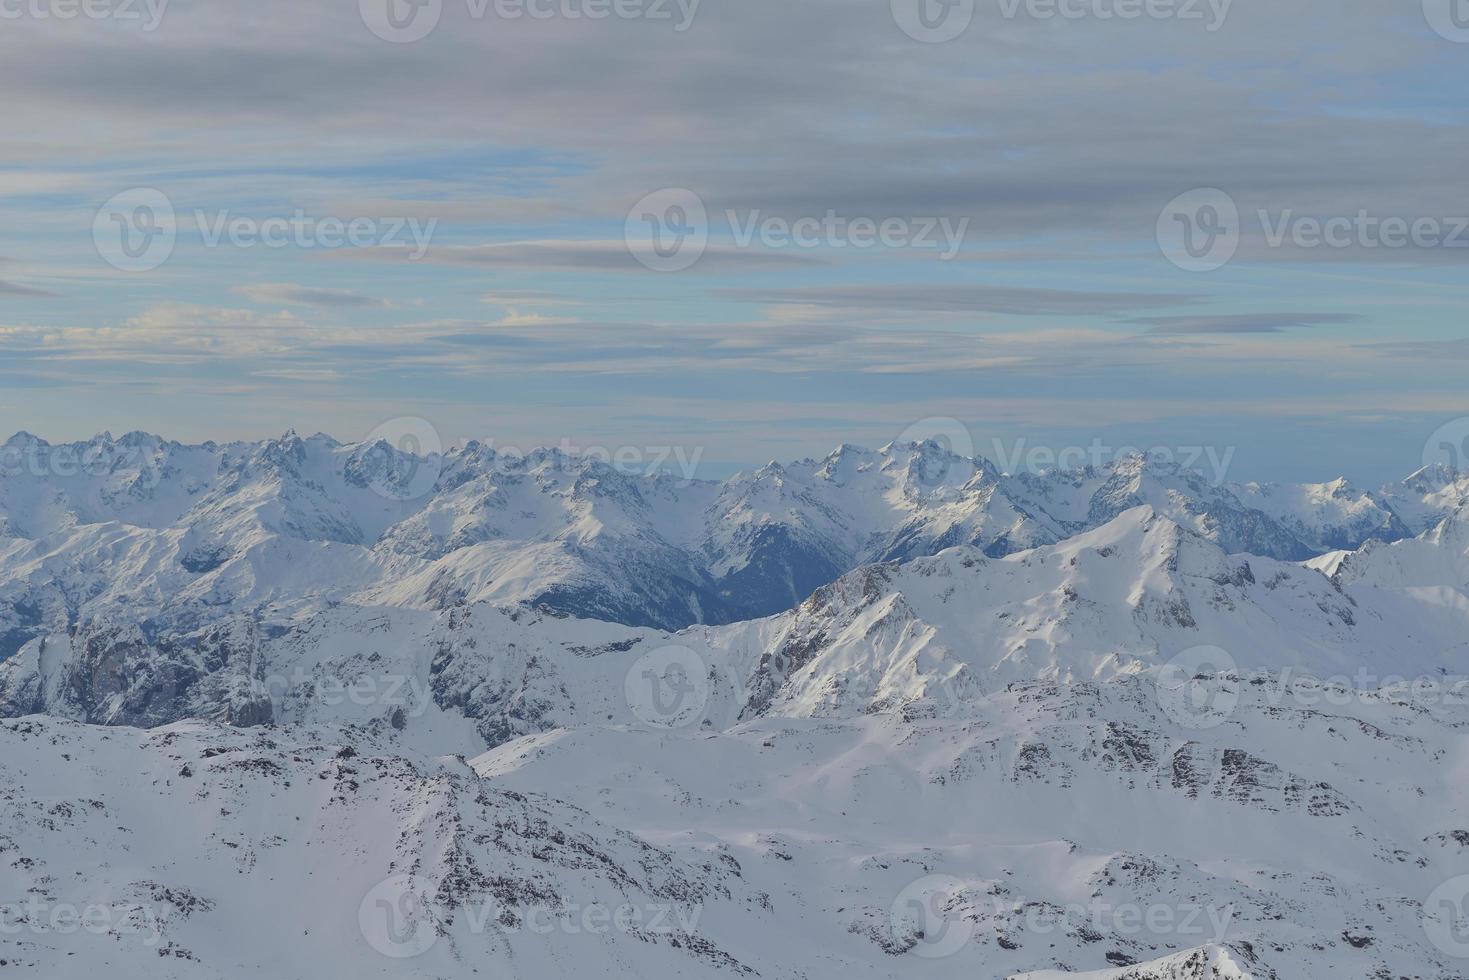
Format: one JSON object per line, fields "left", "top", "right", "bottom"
{"left": 4, "top": 430, "right": 1461, "bottom": 653}
{"left": 1233, "top": 475, "right": 1412, "bottom": 552}
{"left": 7, "top": 660, "right": 1469, "bottom": 979}
{"left": 472, "top": 674, "right": 1469, "bottom": 978}
{"left": 0, "top": 716, "right": 781, "bottom": 978}
{"left": 9, "top": 506, "right": 1469, "bottom": 745}
{"left": 7, "top": 432, "right": 1469, "bottom": 979}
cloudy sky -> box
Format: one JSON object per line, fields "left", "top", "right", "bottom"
{"left": 1, "top": 0, "right": 1467, "bottom": 483}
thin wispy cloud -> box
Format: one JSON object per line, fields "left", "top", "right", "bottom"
{"left": 235, "top": 283, "right": 391, "bottom": 308}
{"left": 0, "top": 279, "right": 55, "bottom": 297}
{"left": 1134, "top": 313, "right": 1364, "bottom": 335}
{"left": 718, "top": 284, "right": 1202, "bottom": 317}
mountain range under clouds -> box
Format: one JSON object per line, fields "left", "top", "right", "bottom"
{"left": 4, "top": 429, "right": 1469, "bottom": 977}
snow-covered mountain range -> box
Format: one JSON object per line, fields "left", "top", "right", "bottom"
{"left": 4, "top": 429, "right": 1469, "bottom": 979}
{"left": 2, "top": 429, "right": 1465, "bottom": 653}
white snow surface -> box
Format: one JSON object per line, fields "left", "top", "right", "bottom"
{"left": 4, "top": 432, "right": 1469, "bottom": 978}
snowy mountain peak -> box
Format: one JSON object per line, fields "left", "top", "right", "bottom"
{"left": 2, "top": 429, "right": 45, "bottom": 449}
{"left": 1402, "top": 462, "right": 1463, "bottom": 489}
